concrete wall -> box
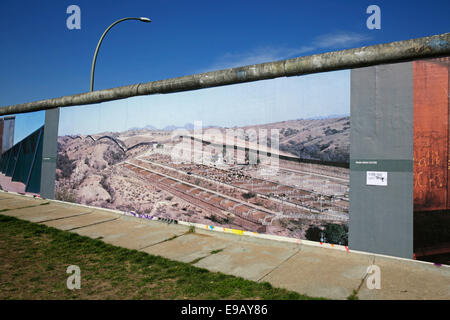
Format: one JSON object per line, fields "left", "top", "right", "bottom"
{"left": 40, "top": 108, "right": 59, "bottom": 199}
{"left": 349, "top": 62, "right": 414, "bottom": 259}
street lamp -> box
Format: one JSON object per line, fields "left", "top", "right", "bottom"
{"left": 90, "top": 17, "right": 151, "bottom": 92}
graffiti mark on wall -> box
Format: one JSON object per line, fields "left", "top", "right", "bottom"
{"left": 413, "top": 131, "right": 447, "bottom": 207}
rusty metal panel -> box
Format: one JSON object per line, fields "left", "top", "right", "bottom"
{"left": 413, "top": 57, "right": 450, "bottom": 211}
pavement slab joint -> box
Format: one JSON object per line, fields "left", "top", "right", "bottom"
{"left": 0, "top": 202, "right": 50, "bottom": 212}
{"left": 66, "top": 217, "right": 120, "bottom": 231}
{"left": 138, "top": 231, "right": 188, "bottom": 250}
{"left": 352, "top": 255, "right": 375, "bottom": 298}
{"left": 37, "top": 210, "right": 94, "bottom": 223}
{"left": 257, "top": 246, "right": 302, "bottom": 282}
{"left": 188, "top": 245, "right": 230, "bottom": 265}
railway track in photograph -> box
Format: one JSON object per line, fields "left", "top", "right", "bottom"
{"left": 122, "top": 161, "right": 269, "bottom": 232}
{"left": 135, "top": 152, "right": 349, "bottom": 220}
{"left": 121, "top": 157, "right": 348, "bottom": 234}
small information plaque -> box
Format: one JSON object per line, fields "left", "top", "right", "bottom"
{"left": 366, "top": 171, "right": 388, "bottom": 186}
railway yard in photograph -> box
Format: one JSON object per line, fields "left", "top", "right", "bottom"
{"left": 55, "top": 118, "right": 350, "bottom": 242}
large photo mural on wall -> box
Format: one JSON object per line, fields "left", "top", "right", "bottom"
{"left": 55, "top": 71, "right": 350, "bottom": 244}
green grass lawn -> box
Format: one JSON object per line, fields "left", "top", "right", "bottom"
{"left": 0, "top": 214, "right": 319, "bottom": 300}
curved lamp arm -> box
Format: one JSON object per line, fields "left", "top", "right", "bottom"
{"left": 90, "top": 17, "right": 151, "bottom": 92}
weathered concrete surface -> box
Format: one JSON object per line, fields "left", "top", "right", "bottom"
{"left": 72, "top": 216, "right": 187, "bottom": 250}
{"left": 193, "top": 237, "right": 301, "bottom": 282}
{"left": 0, "top": 196, "right": 47, "bottom": 210}
{"left": 42, "top": 210, "right": 118, "bottom": 231}
{"left": 2, "top": 204, "right": 69, "bottom": 218}
{"left": 261, "top": 245, "right": 374, "bottom": 300}
{"left": 0, "top": 192, "right": 28, "bottom": 200}
{"left": 358, "top": 255, "right": 450, "bottom": 300}
{"left": 143, "top": 229, "right": 236, "bottom": 263}
{"left": 1, "top": 204, "right": 92, "bottom": 223}
{"left": 1, "top": 191, "right": 449, "bottom": 300}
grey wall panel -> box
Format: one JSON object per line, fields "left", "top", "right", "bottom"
{"left": 2, "top": 116, "right": 15, "bottom": 151}
{"left": 40, "top": 108, "right": 60, "bottom": 199}
{"left": 350, "top": 62, "right": 413, "bottom": 259}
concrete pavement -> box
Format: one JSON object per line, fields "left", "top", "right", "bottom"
{"left": 0, "top": 191, "right": 449, "bottom": 300}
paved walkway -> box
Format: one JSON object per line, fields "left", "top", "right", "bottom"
{"left": 0, "top": 191, "right": 449, "bottom": 300}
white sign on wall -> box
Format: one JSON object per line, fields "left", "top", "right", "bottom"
{"left": 366, "top": 171, "right": 388, "bottom": 186}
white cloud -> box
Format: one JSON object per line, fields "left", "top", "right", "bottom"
{"left": 313, "top": 32, "right": 371, "bottom": 48}
{"left": 209, "top": 45, "right": 315, "bottom": 70}
{"left": 203, "top": 31, "right": 370, "bottom": 71}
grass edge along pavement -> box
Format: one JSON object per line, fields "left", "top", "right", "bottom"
{"left": 0, "top": 214, "right": 324, "bottom": 300}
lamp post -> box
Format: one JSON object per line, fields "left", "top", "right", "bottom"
{"left": 90, "top": 17, "right": 151, "bottom": 92}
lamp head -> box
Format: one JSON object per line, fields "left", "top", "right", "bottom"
{"left": 139, "top": 17, "right": 152, "bottom": 23}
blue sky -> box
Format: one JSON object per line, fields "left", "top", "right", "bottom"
{"left": 1, "top": 1, "right": 449, "bottom": 139}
